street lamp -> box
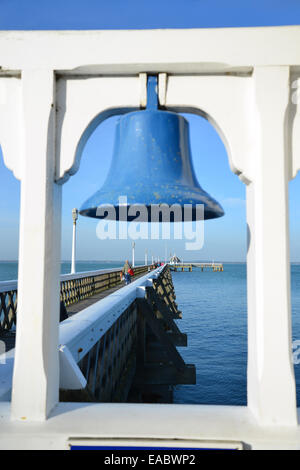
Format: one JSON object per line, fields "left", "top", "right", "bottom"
{"left": 132, "top": 241, "right": 135, "bottom": 267}
{"left": 71, "top": 208, "right": 78, "bottom": 274}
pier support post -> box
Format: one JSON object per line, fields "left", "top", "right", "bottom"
{"left": 11, "top": 70, "right": 61, "bottom": 421}
{"left": 247, "top": 67, "right": 297, "bottom": 426}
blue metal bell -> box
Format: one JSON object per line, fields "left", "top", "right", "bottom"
{"left": 80, "top": 77, "right": 224, "bottom": 222}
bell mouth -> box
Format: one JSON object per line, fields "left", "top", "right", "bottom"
{"left": 79, "top": 185, "right": 224, "bottom": 222}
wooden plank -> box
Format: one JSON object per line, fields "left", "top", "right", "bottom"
{"left": 112, "top": 353, "right": 137, "bottom": 403}
{"left": 66, "top": 271, "right": 148, "bottom": 316}
{"left": 165, "top": 332, "right": 187, "bottom": 347}
{"left": 130, "top": 384, "right": 173, "bottom": 403}
{"left": 146, "top": 340, "right": 188, "bottom": 363}
{"left": 133, "top": 364, "right": 196, "bottom": 385}
{"left": 158, "top": 277, "right": 180, "bottom": 313}
{"left": 147, "top": 287, "right": 183, "bottom": 336}
{"left": 136, "top": 305, "right": 146, "bottom": 367}
{"left": 153, "top": 279, "right": 181, "bottom": 319}
{"left": 136, "top": 299, "right": 185, "bottom": 371}
{"left": 145, "top": 331, "right": 187, "bottom": 348}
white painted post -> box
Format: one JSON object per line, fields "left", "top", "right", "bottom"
{"left": 71, "top": 208, "right": 78, "bottom": 274}
{"left": 11, "top": 69, "right": 62, "bottom": 421}
{"left": 145, "top": 249, "right": 148, "bottom": 266}
{"left": 132, "top": 241, "right": 135, "bottom": 267}
{"left": 247, "top": 67, "right": 297, "bottom": 426}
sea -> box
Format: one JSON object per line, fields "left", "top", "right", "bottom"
{"left": 1, "top": 260, "right": 300, "bottom": 407}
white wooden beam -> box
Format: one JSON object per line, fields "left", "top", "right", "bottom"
{"left": 11, "top": 69, "right": 62, "bottom": 421}
{"left": 247, "top": 66, "right": 297, "bottom": 426}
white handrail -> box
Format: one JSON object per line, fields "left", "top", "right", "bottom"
{"left": 0, "top": 265, "right": 164, "bottom": 398}
{"left": 0, "top": 264, "right": 151, "bottom": 293}
{"left": 58, "top": 266, "right": 164, "bottom": 389}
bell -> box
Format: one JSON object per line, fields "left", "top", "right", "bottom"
{"left": 80, "top": 77, "right": 224, "bottom": 222}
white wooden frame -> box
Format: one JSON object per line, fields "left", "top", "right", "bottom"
{"left": 0, "top": 26, "right": 300, "bottom": 448}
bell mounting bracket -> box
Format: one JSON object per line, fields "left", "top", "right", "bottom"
{"left": 139, "top": 73, "right": 168, "bottom": 109}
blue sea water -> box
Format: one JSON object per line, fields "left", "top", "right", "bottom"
{"left": 173, "top": 263, "right": 300, "bottom": 406}
{"left": 1, "top": 261, "right": 300, "bottom": 406}
{"left": 172, "top": 264, "right": 247, "bottom": 405}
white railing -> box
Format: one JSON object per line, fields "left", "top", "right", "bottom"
{"left": 0, "top": 265, "right": 165, "bottom": 401}
{"left": 0, "top": 264, "right": 151, "bottom": 293}
{"left": 0, "top": 264, "right": 154, "bottom": 331}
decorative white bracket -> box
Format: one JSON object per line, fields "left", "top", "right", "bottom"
{"left": 59, "top": 346, "right": 87, "bottom": 390}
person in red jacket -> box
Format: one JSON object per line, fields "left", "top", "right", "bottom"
{"left": 121, "top": 260, "right": 133, "bottom": 285}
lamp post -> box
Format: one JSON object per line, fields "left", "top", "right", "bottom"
{"left": 132, "top": 241, "right": 135, "bottom": 267}
{"left": 71, "top": 208, "right": 78, "bottom": 274}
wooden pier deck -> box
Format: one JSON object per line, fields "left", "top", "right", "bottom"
{"left": 0, "top": 266, "right": 152, "bottom": 353}
{"left": 0, "top": 264, "right": 195, "bottom": 405}
{"left": 65, "top": 270, "right": 149, "bottom": 317}
{"left": 170, "top": 262, "right": 224, "bottom": 272}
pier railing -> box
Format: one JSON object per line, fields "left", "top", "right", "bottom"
{"left": 0, "top": 265, "right": 195, "bottom": 403}
{"left": 170, "top": 262, "right": 224, "bottom": 272}
{"left": 0, "top": 281, "right": 17, "bottom": 331}
{"left": 60, "top": 264, "right": 194, "bottom": 403}
{"left": 60, "top": 264, "right": 151, "bottom": 307}
{"left": 0, "top": 264, "right": 152, "bottom": 331}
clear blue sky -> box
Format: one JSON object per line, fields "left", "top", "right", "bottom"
{"left": 0, "top": 0, "right": 300, "bottom": 262}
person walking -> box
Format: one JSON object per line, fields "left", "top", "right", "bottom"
{"left": 121, "top": 259, "right": 133, "bottom": 285}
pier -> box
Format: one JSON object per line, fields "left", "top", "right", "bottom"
{"left": 170, "top": 263, "right": 223, "bottom": 272}
{"left": 0, "top": 264, "right": 152, "bottom": 352}
{"left": 0, "top": 264, "right": 195, "bottom": 404}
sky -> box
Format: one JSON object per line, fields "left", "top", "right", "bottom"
{"left": 0, "top": 0, "right": 300, "bottom": 262}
